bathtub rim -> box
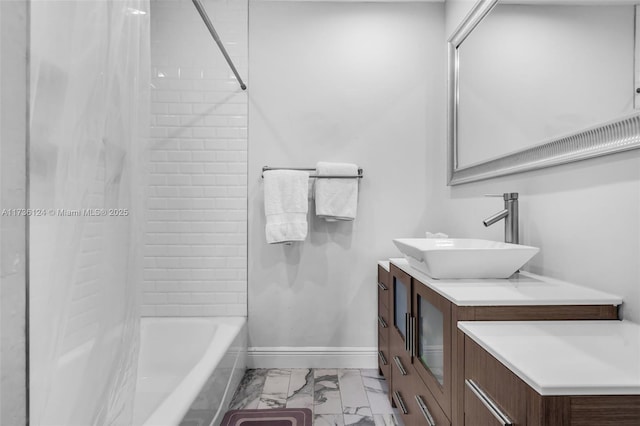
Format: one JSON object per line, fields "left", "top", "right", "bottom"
{"left": 138, "top": 316, "right": 247, "bottom": 426}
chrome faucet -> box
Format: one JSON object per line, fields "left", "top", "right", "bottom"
{"left": 483, "top": 193, "right": 519, "bottom": 244}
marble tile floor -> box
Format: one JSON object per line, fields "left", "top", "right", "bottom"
{"left": 228, "top": 368, "right": 405, "bottom": 426}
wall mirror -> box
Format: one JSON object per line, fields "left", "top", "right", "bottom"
{"left": 447, "top": 0, "right": 640, "bottom": 185}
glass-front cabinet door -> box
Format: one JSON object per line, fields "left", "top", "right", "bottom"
{"left": 413, "top": 279, "right": 452, "bottom": 416}
{"left": 418, "top": 296, "right": 444, "bottom": 384}
{"left": 391, "top": 267, "right": 412, "bottom": 344}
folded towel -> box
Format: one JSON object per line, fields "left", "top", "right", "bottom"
{"left": 314, "top": 162, "right": 359, "bottom": 221}
{"left": 264, "top": 170, "right": 309, "bottom": 244}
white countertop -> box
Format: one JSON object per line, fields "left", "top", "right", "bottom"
{"left": 390, "top": 258, "right": 622, "bottom": 307}
{"left": 378, "top": 260, "right": 390, "bottom": 272}
{"left": 458, "top": 320, "right": 640, "bottom": 395}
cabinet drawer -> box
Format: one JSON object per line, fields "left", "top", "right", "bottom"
{"left": 378, "top": 311, "right": 390, "bottom": 341}
{"left": 377, "top": 345, "right": 391, "bottom": 381}
{"left": 378, "top": 264, "right": 390, "bottom": 310}
{"left": 391, "top": 349, "right": 411, "bottom": 384}
{"left": 379, "top": 327, "right": 389, "bottom": 356}
{"left": 393, "top": 363, "right": 450, "bottom": 426}
{"left": 464, "top": 336, "right": 527, "bottom": 426}
{"left": 390, "top": 366, "right": 415, "bottom": 425}
{"left": 378, "top": 295, "right": 389, "bottom": 322}
{"left": 464, "top": 380, "right": 518, "bottom": 426}
{"left": 411, "top": 374, "right": 451, "bottom": 426}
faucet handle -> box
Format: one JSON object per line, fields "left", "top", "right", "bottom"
{"left": 484, "top": 192, "right": 518, "bottom": 200}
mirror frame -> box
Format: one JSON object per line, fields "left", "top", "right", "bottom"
{"left": 447, "top": 0, "right": 640, "bottom": 185}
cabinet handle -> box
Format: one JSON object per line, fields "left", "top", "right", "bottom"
{"left": 465, "top": 379, "right": 513, "bottom": 426}
{"left": 378, "top": 281, "right": 388, "bottom": 290}
{"left": 393, "top": 356, "right": 408, "bottom": 376}
{"left": 414, "top": 395, "right": 436, "bottom": 426}
{"left": 405, "top": 313, "right": 410, "bottom": 352}
{"left": 378, "top": 350, "right": 388, "bottom": 366}
{"left": 410, "top": 316, "right": 417, "bottom": 358}
{"left": 393, "top": 391, "right": 408, "bottom": 415}
{"left": 378, "top": 315, "right": 388, "bottom": 328}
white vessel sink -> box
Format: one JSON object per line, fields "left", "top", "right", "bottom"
{"left": 393, "top": 238, "right": 540, "bottom": 279}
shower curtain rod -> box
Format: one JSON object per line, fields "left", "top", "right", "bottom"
{"left": 192, "top": 0, "right": 247, "bottom": 91}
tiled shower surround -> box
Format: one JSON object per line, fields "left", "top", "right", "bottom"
{"left": 144, "top": 0, "right": 248, "bottom": 316}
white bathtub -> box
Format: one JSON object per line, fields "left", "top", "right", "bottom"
{"left": 133, "top": 317, "right": 247, "bottom": 426}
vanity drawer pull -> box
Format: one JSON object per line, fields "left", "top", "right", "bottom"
{"left": 415, "top": 395, "right": 436, "bottom": 426}
{"left": 378, "top": 350, "right": 388, "bottom": 366}
{"left": 378, "top": 315, "right": 388, "bottom": 328}
{"left": 465, "top": 379, "right": 513, "bottom": 426}
{"left": 378, "top": 281, "right": 388, "bottom": 290}
{"left": 393, "top": 391, "right": 408, "bottom": 415}
{"left": 393, "top": 356, "right": 408, "bottom": 376}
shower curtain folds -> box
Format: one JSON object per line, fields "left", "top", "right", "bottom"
{"left": 29, "top": 0, "right": 150, "bottom": 424}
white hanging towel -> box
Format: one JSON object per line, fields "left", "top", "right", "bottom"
{"left": 314, "top": 162, "right": 359, "bottom": 221}
{"left": 263, "top": 170, "right": 310, "bottom": 244}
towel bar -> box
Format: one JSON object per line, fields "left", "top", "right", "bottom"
{"left": 261, "top": 166, "right": 363, "bottom": 179}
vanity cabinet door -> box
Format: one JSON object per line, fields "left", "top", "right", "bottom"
{"left": 389, "top": 264, "right": 413, "bottom": 410}
{"left": 390, "top": 265, "right": 412, "bottom": 350}
{"left": 412, "top": 278, "right": 452, "bottom": 418}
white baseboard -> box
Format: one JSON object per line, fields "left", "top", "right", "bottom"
{"left": 247, "top": 346, "right": 378, "bottom": 369}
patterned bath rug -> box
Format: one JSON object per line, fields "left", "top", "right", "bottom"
{"left": 220, "top": 408, "right": 312, "bottom": 426}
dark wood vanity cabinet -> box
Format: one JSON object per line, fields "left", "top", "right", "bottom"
{"left": 383, "top": 261, "right": 620, "bottom": 426}
{"left": 389, "top": 264, "right": 452, "bottom": 426}
{"left": 464, "top": 336, "right": 640, "bottom": 426}
{"left": 377, "top": 264, "right": 391, "bottom": 392}
{"left": 453, "top": 306, "right": 619, "bottom": 426}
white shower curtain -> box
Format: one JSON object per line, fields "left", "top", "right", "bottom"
{"left": 29, "top": 1, "right": 150, "bottom": 424}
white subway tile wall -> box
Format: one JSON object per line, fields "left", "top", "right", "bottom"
{"left": 144, "top": 0, "right": 248, "bottom": 316}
